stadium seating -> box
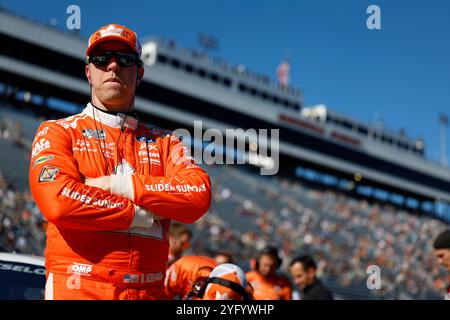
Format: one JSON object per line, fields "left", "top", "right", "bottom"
{"left": 0, "top": 102, "right": 448, "bottom": 299}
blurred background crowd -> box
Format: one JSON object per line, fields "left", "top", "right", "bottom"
{"left": 1, "top": 105, "right": 448, "bottom": 299}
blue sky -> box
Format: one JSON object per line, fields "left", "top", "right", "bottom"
{"left": 2, "top": 0, "right": 450, "bottom": 163}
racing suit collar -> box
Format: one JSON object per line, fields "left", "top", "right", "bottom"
{"left": 83, "top": 103, "right": 138, "bottom": 130}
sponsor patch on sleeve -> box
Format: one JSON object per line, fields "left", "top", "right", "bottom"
{"left": 33, "top": 154, "right": 54, "bottom": 168}
{"left": 31, "top": 138, "right": 51, "bottom": 158}
{"left": 38, "top": 166, "right": 60, "bottom": 182}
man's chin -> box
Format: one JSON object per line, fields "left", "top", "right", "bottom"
{"left": 99, "top": 95, "right": 132, "bottom": 109}
{"left": 102, "top": 90, "right": 124, "bottom": 100}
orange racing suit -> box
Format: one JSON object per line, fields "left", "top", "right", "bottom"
{"left": 29, "top": 103, "right": 211, "bottom": 300}
{"left": 246, "top": 270, "right": 292, "bottom": 300}
{"left": 164, "top": 255, "right": 217, "bottom": 299}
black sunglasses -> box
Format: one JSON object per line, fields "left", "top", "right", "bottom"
{"left": 88, "top": 51, "right": 140, "bottom": 67}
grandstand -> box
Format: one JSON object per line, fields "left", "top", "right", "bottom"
{"left": 193, "top": 164, "right": 448, "bottom": 299}
{"left": 0, "top": 7, "right": 449, "bottom": 300}
{"left": 0, "top": 103, "right": 41, "bottom": 191}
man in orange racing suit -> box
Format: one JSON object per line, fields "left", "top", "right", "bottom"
{"left": 246, "top": 247, "right": 292, "bottom": 300}
{"left": 29, "top": 23, "right": 211, "bottom": 300}
{"left": 165, "top": 255, "right": 217, "bottom": 299}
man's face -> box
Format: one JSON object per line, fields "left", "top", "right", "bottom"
{"left": 170, "top": 232, "right": 191, "bottom": 257}
{"left": 434, "top": 248, "right": 450, "bottom": 271}
{"left": 215, "top": 254, "right": 231, "bottom": 265}
{"left": 258, "top": 254, "right": 278, "bottom": 278}
{"left": 290, "top": 262, "right": 316, "bottom": 289}
{"left": 85, "top": 40, "right": 143, "bottom": 112}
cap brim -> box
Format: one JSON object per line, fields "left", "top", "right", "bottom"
{"left": 86, "top": 35, "right": 137, "bottom": 56}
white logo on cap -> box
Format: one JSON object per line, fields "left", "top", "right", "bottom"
{"left": 100, "top": 25, "right": 124, "bottom": 37}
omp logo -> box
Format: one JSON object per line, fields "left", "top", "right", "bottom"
{"left": 65, "top": 262, "right": 92, "bottom": 290}
{"left": 71, "top": 263, "right": 93, "bottom": 275}
{"left": 32, "top": 139, "right": 51, "bottom": 157}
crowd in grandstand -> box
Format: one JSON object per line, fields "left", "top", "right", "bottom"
{"left": 0, "top": 110, "right": 449, "bottom": 299}
{"left": 0, "top": 113, "right": 45, "bottom": 255}
{"left": 0, "top": 171, "right": 46, "bottom": 255}
{"left": 0, "top": 115, "right": 30, "bottom": 150}
{"left": 190, "top": 165, "right": 449, "bottom": 299}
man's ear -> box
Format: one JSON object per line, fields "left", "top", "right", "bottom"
{"left": 85, "top": 64, "right": 91, "bottom": 85}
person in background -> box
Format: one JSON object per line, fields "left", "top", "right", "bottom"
{"left": 433, "top": 229, "right": 450, "bottom": 300}
{"left": 165, "top": 255, "right": 217, "bottom": 299}
{"left": 214, "top": 251, "right": 233, "bottom": 265}
{"left": 167, "top": 223, "right": 193, "bottom": 266}
{"left": 246, "top": 246, "right": 292, "bottom": 300}
{"left": 289, "top": 255, "right": 333, "bottom": 300}
{"left": 187, "top": 263, "right": 253, "bottom": 300}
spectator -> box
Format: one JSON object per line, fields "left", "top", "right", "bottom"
{"left": 165, "top": 255, "right": 217, "bottom": 300}
{"left": 203, "top": 263, "right": 253, "bottom": 300}
{"left": 289, "top": 255, "right": 333, "bottom": 300}
{"left": 186, "top": 263, "right": 253, "bottom": 300}
{"left": 246, "top": 246, "right": 292, "bottom": 300}
{"left": 168, "top": 223, "right": 193, "bottom": 266}
{"left": 214, "top": 251, "right": 233, "bottom": 265}
{"left": 433, "top": 229, "right": 450, "bottom": 300}
{"left": 1, "top": 113, "right": 449, "bottom": 300}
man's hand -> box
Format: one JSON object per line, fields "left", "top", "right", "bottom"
{"left": 85, "top": 176, "right": 112, "bottom": 192}
{"left": 86, "top": 176, "right": 165, "bottom": 223}
{"left": 131, "top": 205, "right": 166, "bottom": 229}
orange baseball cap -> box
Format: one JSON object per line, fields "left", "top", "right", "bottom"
{"left": 86, "top": 23, "right": 142, "bottom": 57}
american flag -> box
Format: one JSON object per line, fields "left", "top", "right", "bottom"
{"left": 123, "top": 274, "right": 139, "bottom": 283}
{"left": 277, "top": 61, "right": 290, "bottom": 87}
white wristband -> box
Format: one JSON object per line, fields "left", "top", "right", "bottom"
{"left": 110, "top": 174, "right": 134, "bottom": 201}
{"left": 131, "top": 205, "right": 155, "bottom": 228}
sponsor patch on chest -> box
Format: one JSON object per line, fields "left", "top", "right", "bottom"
{"left": 136, "top": 135, "right": 156, "bottom": 143}
{"left": 82, "top": 129, "right": 106, "bottom": 140}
